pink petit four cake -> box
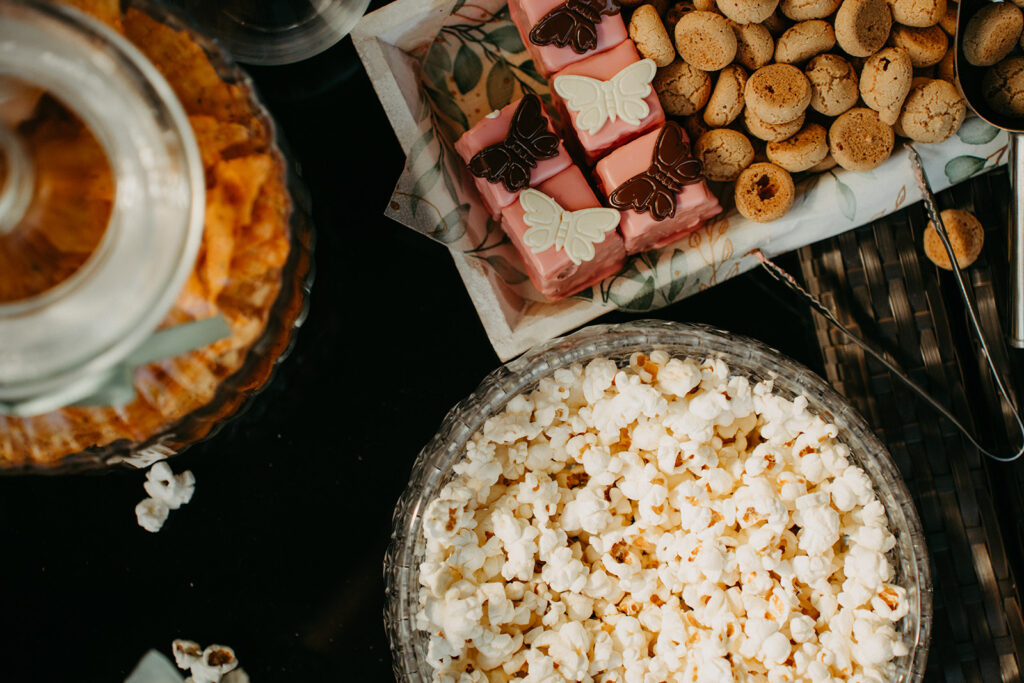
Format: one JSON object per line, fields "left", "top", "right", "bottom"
{"left": 454, "top": 94, "right": 573, "bottom": 219}
{"left": 594, "top": 122, "right": 721, "bottom": 253}
{"left": 508, "top": 0, "right": 628, "bottom": 78}
{"left": 550, "top": 41, "right": 664, "bottom": 164}
{"left": 501, "top": 165, "right": 626, "bottom": 300}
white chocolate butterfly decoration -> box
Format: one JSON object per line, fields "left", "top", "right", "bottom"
{"left": 553, "top": 59, "right": 657, "bottom": 135}
{"left": 521, "top": 189, "right": 620, "bottom": 265}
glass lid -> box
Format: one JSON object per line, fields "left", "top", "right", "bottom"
{"left": 0, "top": 0, "right": 205, "bottom": 413}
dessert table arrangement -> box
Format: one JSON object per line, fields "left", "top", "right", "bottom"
{"left": 1, "top": 0, "right": 1024, "bottom": 681}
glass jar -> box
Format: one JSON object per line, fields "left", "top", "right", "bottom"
{"left": 0, "top": 0, "right": 313, "bottom": 471}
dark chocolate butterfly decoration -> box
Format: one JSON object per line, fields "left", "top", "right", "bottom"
{"left": 529, "top": 0, "right": 621, "bottom": 54}
{"left": 608, "top": 122, "right": 703, "bottom": 221}
{"left": 468, "top": 94, "right": 560, "bottom": 194}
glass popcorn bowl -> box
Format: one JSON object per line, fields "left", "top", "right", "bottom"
{"left": 385, "top": 320, "right": 932, "bottom": 682}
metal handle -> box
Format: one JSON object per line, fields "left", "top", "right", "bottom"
{"left": 1009, "top": 131, "right": 1024, "bottom": 347}
{"left": 759, "top": 147, "right": 1024, "bottom": 464}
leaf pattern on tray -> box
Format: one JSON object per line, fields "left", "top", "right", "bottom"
{"left": 666, "top": 248, "right": 690, "bottom": 302}
{"left": 830, "top": 171, "right": 856, "bottom": 222}
{"left": 604, "top": 258, "right": 656, "bottom": 311}
{"left": 957, "top": 117, "right": 1000, "bottom": 145}
{"left": 453, "top": 44, "right": 483, "bottom": 95}
{"left": 394, "top": 0, "right": 554, "bottom": 294}
{"left": 945, "top": 155, "right": 988, "bottom": 184}
{"left": 486, "top": 60, "right": 516, "bottom": 110}
{"left": 688, "top": 216, "right": 738, "bottom": 292}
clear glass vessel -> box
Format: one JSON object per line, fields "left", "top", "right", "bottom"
{"left": 0, "top": 0, "right": 313, "bottom": 471}
{"left": 0, "top": 0, "right": 205, "bottom": 411}
{"left": 385, "top": 320, "right": 932, "bottom": 682}
{"left": 168, "top": 0, "right": 372, "bottom": 65}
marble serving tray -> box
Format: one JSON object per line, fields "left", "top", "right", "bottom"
{"left": 352, "top": 0, "right": 1008, "bottom": 359}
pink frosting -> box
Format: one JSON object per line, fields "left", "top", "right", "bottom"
{"left": 508, "top": 0, "right": 627, "bottom": 78}
{"left": 454, "top": 98, "right": 572, "bottom": 219}
{"left": 551, "top": 41, "right": 665, "bottom": 164}
{"left": 501, "top": 165, "right": 626, "bottom": 300}
{"left": 594, "top": 126, "right": 721, "bottom": 253}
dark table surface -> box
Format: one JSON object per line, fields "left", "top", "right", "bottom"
{"left": 0, "top": 20, "right": 828, "bottom": 683}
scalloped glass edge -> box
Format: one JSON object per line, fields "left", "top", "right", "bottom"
{"left": 383, "top": 320, "right": 932, "bottom": 682}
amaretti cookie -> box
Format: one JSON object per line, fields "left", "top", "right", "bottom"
{"left": 717, "top": 0, "right": 780, "bottom": 25}
{"left": 744, "top": 107, "right": 806, "bottom": 140}
{"left": 983, "top": 55, "right": 1024, "bottom": 116}
{"left": 695, "top": 128, "right": 756, "bottom": 180}
{"left": 629, "top": 4, "right": 676, "bottom": 66}
{"left": 745, "top": 63, "right": 812, "bottom": 124}
{"left": 595, "top": 122, "right": 722, "bottom": 251}
{"left": 805, "top": 53, "right": 860, "bottom": 116}
{"left": 774, "top": 20, "right": 837, "bottom": 63}
{"left": 501, "top": 165, "right": 627, "bottom": 298}
{"left": 888, "top": 0, "right": 946, "bottom": 27}
{"left": 654, "top": 60, "right": 712, "bottom": 114}
{"left": 887, "top": 25, "right": 948, "bottom": 67}
{"left": 936, "top": 47, "right": 956, "bottom": 82}
{"left": 761, "top": 8, "right": 792, "bottom": 35}
{"left": 963, "top": 2, "right": 1023, "bottom": 67}
{"left": 734, "top": 162, "right": 795, "bottom": 222}
{"left": 731, "top": 21, "right": 776, "bottom": 70}
{"left": 780, "top": 0, "right": 842, "bottom": 21}
{"left": 807, "top": 152, "right": 838, "bottom": 171}
{"left": 703, "top": 65, "right": 748, "bottom": 126}
{"left": 828, "top": 106, "right": 894, "bottom": 171}
{"left": 509, "top": 0, "right": 628, "bottom": 77}
{"left": 834, "top": 0, "right": 892, "bottom": 57}
{"left": 859, "top": 47, "right": 913, "bottom": 125}
{"left": 683, "top": 112, "right": 711, "bottom": 141}
{"left": 455, "top": 95, "right": 573, "bottom": 218}
{"left": 551, "top": 41, "right": 665, "bottom": 163}
{"left": 766, "top": 122, "right": 829, "bottom": 171}
{"left": 674, "top": 11, "right": 738, "bottom": 70}
{"left": 923, "top": 208, "right": 984, "bottom": 269}
{"left": 939, "top": 1, "right": 958, "bottom": 34}
{"left": 897, "top": 78, "right": 966, "bottom": 142}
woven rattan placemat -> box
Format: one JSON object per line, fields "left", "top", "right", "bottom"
{"left": 798, "top": 167, "right": 1024, "bottom": 682}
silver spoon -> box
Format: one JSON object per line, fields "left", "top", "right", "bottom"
{"left": 954, "top": 0, "right": 1024, "bottom": 347}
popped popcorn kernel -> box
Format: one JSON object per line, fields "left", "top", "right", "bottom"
{"left": 417, "top": 354, "right": 912, "bottom": 682}
{"left": 135, "top": 461, "right": 195, "bottom": 532}
{"left": 171, "top": 641, "right": 239, "bottom": 683}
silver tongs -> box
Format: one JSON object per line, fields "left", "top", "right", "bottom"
{"left": 758, "top": 145, "right": 1024, "bottom": 462}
